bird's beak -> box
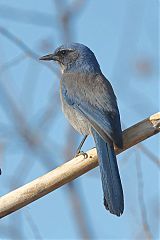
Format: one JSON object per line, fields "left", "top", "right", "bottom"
{"left": 39, "top": 53, "right": 59, "bottom": 61}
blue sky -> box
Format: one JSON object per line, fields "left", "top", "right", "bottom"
{"left": 0, "top": 0, "right": 159, "bottom": 239}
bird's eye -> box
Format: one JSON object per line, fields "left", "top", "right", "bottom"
{"left": 61, "top": 50, "right": 67, "bottom": 55}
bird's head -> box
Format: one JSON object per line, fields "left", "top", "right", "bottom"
{"left": 39, "top": 43, "right": 101, "bottom": 73}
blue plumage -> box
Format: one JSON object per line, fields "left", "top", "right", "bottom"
{"left": 40, "top": 43, "right": 124, "bottom": 216}
{"left": 91, "top": 128, "right": 124, "bottom": 216}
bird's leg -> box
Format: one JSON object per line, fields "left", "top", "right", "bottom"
{"left": 75, "top": 135, "right": 88, "bottom": 158}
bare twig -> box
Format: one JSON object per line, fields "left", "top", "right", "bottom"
{"left": 0, "top": 79, "right": 57, "bottom": 168}
{"left": 0, "top": 54, "right": 27, "bottom": 73}
{"left": 0, "top": 112, "right": 159, "bottom": 219}
{"left": 138, "top": 143, "right": 160, "bottom": 168}
{"left": 53, "top": 2, "right": 92, "bottom": 238}
{"left": 0, "top": 25, "right": 56, "bottom": 73}
{"left": 25, "top": 210, "right": 43, "bottom": 240}
{"left": 135, "top": 150, "right": 153, "bottom": 239}
{"left": 0, "top": 4, "right": 55, "bottom": 28}
{"left": 54, "top": 0, "right": 85, "bottom": 42}
{"left": 64, "top": 126, "right": 93, "bottom": 239}
{"left": 0, "top": 26, "right": 38, "bottom": 59}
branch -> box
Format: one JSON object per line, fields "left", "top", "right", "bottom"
{"left": 0, "top": 4, "right": 55, "bottom": 28}
{"left": 0, "top": 112, "right": 159, "bottom": 219}
{"left": 0, "top": 25, "right": 57, "bottom": 73}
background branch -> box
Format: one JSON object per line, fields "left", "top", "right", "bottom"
{"left": 0, "top": 112, "right": 159, "bottom": 219}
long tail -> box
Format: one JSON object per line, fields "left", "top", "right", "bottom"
{"left": 91, "top": 128, "right": 124, "bottom": 216}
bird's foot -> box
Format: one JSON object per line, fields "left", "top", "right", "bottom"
{"left": 75, "top": 151, "right": 88, "bottom": 159}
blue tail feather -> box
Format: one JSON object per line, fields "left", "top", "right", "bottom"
{"left": 91, "top": 128, "right": 124, "bottom": 216}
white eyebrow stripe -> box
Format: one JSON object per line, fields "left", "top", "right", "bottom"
{"left": 57, "top": 48, "right": 74, "bottom": 53}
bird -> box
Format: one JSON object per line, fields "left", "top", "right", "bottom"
{"left": 40, "top": 43, "right": 124, "bottom": 216}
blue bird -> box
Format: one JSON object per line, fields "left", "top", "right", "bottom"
{"left": 40, "top": 43, "right": 124, "bottom": 216}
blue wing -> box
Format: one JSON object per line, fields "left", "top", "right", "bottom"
{"left": 61, "top": 73, "right": 123, "bottom": 148}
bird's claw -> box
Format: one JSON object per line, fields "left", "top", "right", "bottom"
{"left": 75, "top": 151, "right": 88, "bottom": 159}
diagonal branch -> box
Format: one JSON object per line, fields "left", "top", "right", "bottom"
{"left": 0, "top": 112, "right": 159, "bottom": 219}
{"left": 0, "top": 25, "right": 57, "bottom": 73}
{"left": 0, "top": 4, "right": 55, "bottom": 27}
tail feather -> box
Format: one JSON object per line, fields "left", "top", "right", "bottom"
{"left": 91, "top": 128, "right": 124, "bottom": 216}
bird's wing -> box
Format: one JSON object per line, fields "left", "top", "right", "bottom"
{"left": 61, "top": 73, "right": 123, "bottom": 148}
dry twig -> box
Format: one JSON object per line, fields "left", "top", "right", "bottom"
{"left": 135, "top": 151, "right": 153, "bottom": 239}
{"left": 0, "top": 112, "right": 159, "bottom": 219}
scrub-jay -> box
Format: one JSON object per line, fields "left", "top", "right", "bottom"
{"left": 40, "top": 43, "right": 124, "bottom": 216}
